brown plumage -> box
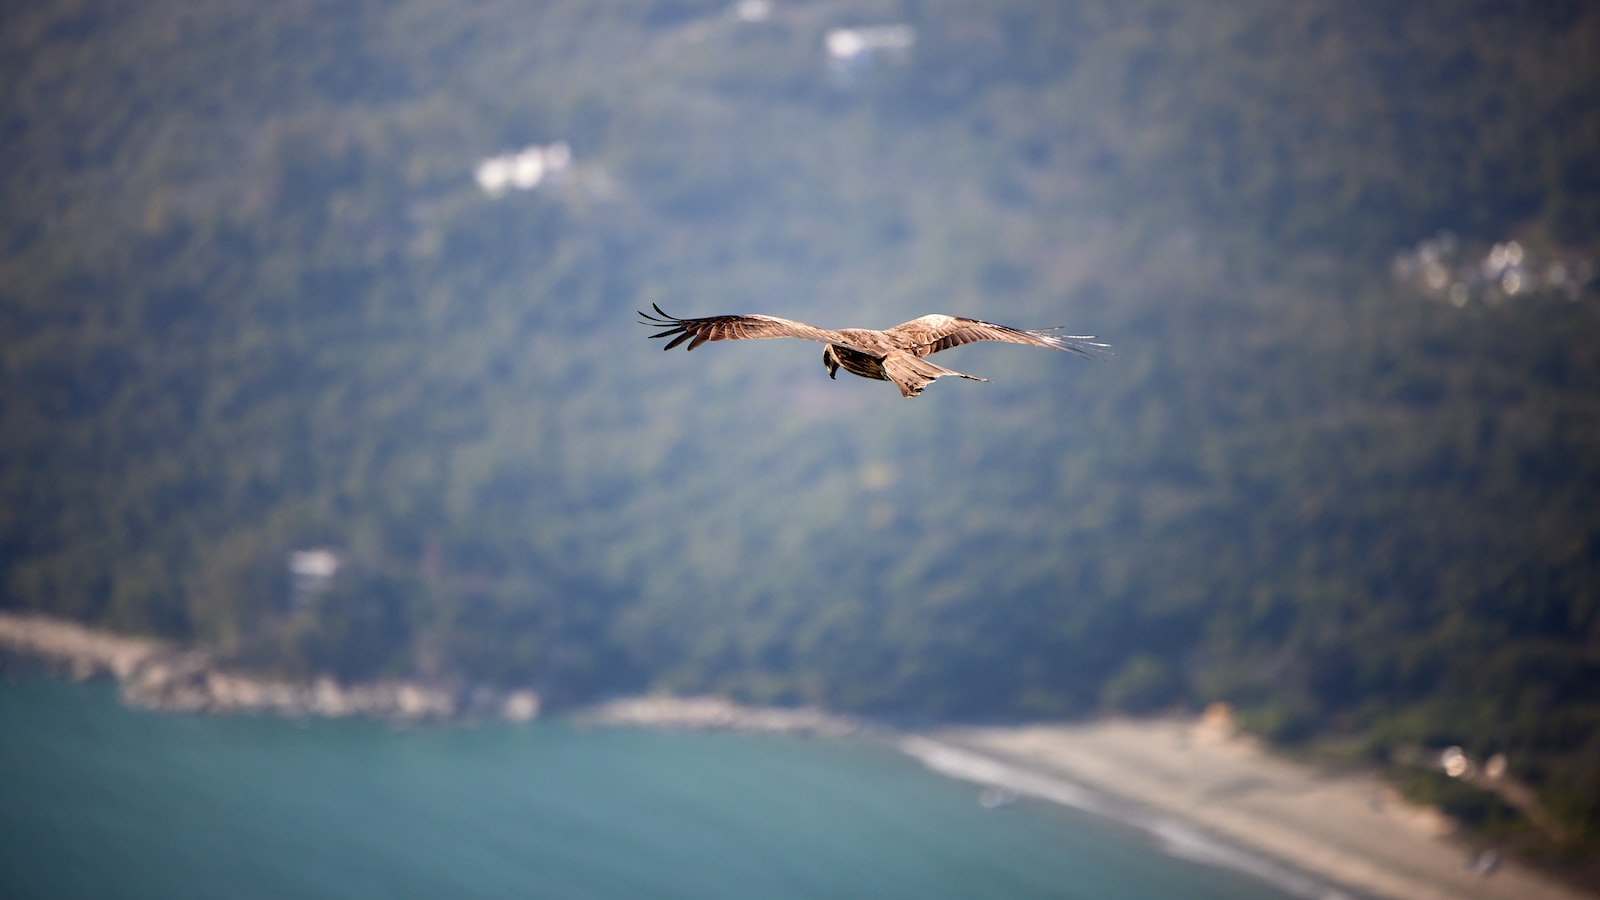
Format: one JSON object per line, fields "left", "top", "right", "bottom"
{"left": 640, "top": 304, "right": 1110, "bottom": 397}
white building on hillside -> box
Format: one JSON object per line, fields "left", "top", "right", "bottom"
{"left": 475, "top": 142, "right": 573, "bottom": 197}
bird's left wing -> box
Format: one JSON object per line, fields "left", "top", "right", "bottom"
{"left": 640, "top": 304, "right": 847, "bottom": 351}
{"left": 890, "top": 314, "right": 1112, "bottom": 359}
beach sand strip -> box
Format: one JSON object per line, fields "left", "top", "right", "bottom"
{"left": 925, "top": 719, "right": 1591, "bottom": 900}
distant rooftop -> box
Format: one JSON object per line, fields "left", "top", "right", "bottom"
{"left": 288, "top": 548, "right": 341, "bottom": 580}
{"left": 729, "top": 0, "right": 773, "bottom": 23}
{"left": 475, "top": 142, "right": 573, "bottom": 197}
{"left": 1392, "top": 232, "right": 1596, "bottom": 308}
{"left": 824, "top": 24, "right": 916, "bottom": 62}
{"left": 824, "top": 24, "right": 916, "bottom": 85}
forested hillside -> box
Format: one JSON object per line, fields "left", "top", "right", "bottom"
{"left": 4, "top": 0, "right": 1599, "bottom": 867}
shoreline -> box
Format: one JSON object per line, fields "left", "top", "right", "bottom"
{"left": 3, "top": 610, "right": 1592, "bottom": 899}
{"left": 894, "top": 733, "right": 1349, "bottom": 900}
{"left": 915, "top": 719, "right": 1592, "bottom": 900}
{"left": 568, "top": 693, "right": 1591, "bottom": 900}
{"left": 576, "top": 693, "right": 873, "bottom": 738}
{"left": 0, "top": 611, "right": 538, "bottom": 723}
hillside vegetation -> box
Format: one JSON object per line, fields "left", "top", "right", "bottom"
{"left": 3, "top": 0, "right": 1599, "bottom": 867}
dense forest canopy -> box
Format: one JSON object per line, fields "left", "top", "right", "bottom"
{"left": 3, "top": 0, "right": 1599, "bottom": 864}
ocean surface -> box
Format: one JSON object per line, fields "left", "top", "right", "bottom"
{"left": 1, "top": 677, "right": 1297, "bottom": 900}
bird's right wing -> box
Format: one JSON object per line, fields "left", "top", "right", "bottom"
{"left": 890, "top": 314, "right": 1113, "bottom": 360}
{"left": 639, "top": 304, "right": 847, "bottom": 351}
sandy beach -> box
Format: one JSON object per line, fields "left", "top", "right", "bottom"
{"left": 916, "top": 717, "right": 1591, "bottom": 900}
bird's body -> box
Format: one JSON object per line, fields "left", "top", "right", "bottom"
{"left": 640, "top": 306, "right": 1109, "bottom": 397}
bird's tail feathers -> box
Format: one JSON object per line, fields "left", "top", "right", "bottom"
{"left": 883, "top": 355, "right": 987, "bottom": 398}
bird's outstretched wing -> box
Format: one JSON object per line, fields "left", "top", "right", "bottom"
{"left": 888, "top": 314, "right": 1113, "bottom": 359}
{"left": 639, "top": 304, "right": 847, "bottom": 351}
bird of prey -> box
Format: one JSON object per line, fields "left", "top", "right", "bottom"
{"left": 640, "top": 304, "right": 1110, "bottom": 397}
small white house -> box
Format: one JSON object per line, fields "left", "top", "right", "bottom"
{"left": 824, "top": 24, "right": 916, "bottom": 81}
{"left": 288, "top": 548, "right": 342, "bottom": 606}
{"left": 729, "top": 0, "right": 773, "bottom": 23}
{"left": 475, "top": 143, "right": 573, "bottom": 197}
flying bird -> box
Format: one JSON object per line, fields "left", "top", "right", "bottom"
{"left": 640, "top": 304, "right": 1110, "bottom": 397}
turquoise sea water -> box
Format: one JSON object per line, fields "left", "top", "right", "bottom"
{"left": 1, "top": 678, "right": 1297, "bottom": 899}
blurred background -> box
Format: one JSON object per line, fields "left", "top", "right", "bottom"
{"left": 2, "top": 0, "right": 1598, "bottom": 870}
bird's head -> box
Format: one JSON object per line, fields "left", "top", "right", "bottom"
{"left": 821, "top": 345, "right": 840, "bottom": 379}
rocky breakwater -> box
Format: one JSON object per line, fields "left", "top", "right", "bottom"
{"left": 580, "top": 694, "right": 870, "bottom": 738}
{"left": 0, "top": 610, "right": 170, "bottom": 681}
{"left": 0, "top": 611, "right": 540, "bottom": 724}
